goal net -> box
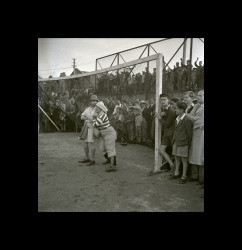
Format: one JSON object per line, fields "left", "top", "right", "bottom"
{"left": 38, "top": 53, "right": 164, "bottom": 171}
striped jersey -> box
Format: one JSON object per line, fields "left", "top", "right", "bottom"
{"left": 93, "top": 111, "right": 110, "bottom": 129}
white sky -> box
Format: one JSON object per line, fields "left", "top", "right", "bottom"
{"left": 38, "top": 38, "right": 204, "bottom": 79}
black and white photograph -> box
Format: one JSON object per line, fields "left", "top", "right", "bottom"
{"left": 38, "top": 38, "right": 204, "bottom": 212}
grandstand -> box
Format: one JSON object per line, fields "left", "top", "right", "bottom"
{"left": 39, "top": 38, "right": 204, "bottom": 101}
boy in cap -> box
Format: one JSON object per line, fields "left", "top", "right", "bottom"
{"left": 155, "top": 93, "right": 177, "bottom": 174}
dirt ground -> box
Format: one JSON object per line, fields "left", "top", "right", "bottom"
{"left": 38, "top": 132, "right": 204, "bottom": 212}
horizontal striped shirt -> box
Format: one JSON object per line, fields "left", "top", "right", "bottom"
{"left": 93, "top": 111, "right": 110, "bottom": 129}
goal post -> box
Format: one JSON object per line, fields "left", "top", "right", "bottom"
{"left": 155, "top": 54, "right": 163, "bottom": 172}
{"left": 38, "top": 53, "right": 164, "bottom": 171}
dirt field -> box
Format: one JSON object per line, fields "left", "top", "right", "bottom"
{"left": 38, "top": 132, "right": 204, "bottom": 212}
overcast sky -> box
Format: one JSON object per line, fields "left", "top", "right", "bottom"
{"left": 38, "top": 38, "right": 204, "bottom": 79}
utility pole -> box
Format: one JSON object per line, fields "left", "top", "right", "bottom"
{"left": 189, "top": 38, "right": 193, "bottom": 65}
{"left": 72, "top": 58, "right": 76, "bottom": 75}
{"left": 95, "top": 59, "right": 97, "bottom": 92}
{"left": 189, "top": 38, "right": 193, "bottom": 88}
{"left": 182, "top": 38, "right": 187, "bottom": 63}
{"left": 117, "top": 53, "right": 119, "bottom": 99}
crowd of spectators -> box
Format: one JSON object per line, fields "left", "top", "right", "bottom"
{"left": 96, "top": 57, "right": 204, "bottom": 95}
{"left": 38, "top": 88, "right": 198, "bottom": 149}
{"left": 38, "top": 57, "right": 204, "bottom": 137}
{"left": 38, "top": 85, "right": 94, "bottom": 133}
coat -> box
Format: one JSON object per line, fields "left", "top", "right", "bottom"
{"left": 160, "top": 105, "right": 177, "bottom": 137}
{"left": 172, "top": 115, "right": 193, "bottom": 147}
{"left": 187, "top": 103, "right": 204, "bottom": 165}
{"left": 187, "top": 104, "right": 204, "bottom": 129}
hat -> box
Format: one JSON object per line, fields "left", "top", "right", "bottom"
{"left": 116, "top": 106, "right": 123, "bottom": 111}
{"left": 90, "top": 95, "right": 99, "bottom": 101}
{"left": 140, "top": 100, "right": 146, "bottom": 104}
{"left": 160, "top": 93, "right": 171, "bottom": 99}
{"left": 130, "top": 106, "right": 141, "bottom": 111}
{"left": 96, "top": 101, "right": 108, "bottom": 113}
{"left": 171, "top": 97, "right": 180, "bottom": 102}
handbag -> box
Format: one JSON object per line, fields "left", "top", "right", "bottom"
{"left": 79, "top": 122, "right": 88, "bottom": 140}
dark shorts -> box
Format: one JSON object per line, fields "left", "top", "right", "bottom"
{"left": 161, "top": 135, "right": 173, "bottom": 147}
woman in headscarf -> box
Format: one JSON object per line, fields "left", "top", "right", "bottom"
{"left": 93, "top": 101, "right": 117, "bottom": 172}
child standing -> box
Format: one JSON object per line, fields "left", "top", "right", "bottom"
{"left": 131, "top": 105, "right": 143, "bottom": 144}
{"left": 169, "top": 101, "right": 193, "bottom": 184}
{"left": 125, "top": 102, "right": 135, "bottom": 143}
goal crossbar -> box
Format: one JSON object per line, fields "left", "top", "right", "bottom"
{"left": 38, "top": 54, "right": 160, "bottom": 82}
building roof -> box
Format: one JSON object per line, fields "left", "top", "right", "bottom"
{"left": 70, "top": 68, "right": 88, "bottom": 75}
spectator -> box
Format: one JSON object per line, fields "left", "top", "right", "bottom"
{"left": 139, "top": 100, "right": 146, "bottom": 113}
{"left": 142, "top": 100, "right": 150, "bottom": 124}
{"left": 182, "top": 91, "right": 195, "bottom": 177}
{"left": 142, "top": 100, "right": 150, "bottom": 143}
{"left": 180, "top": 59, "right": 188, "bottom": 89}
{"left": 49, "top": 100, "right": 57, "bottom": 131}
{"left": 151, "top": 68, "right": 156, "bottom": 92}
{"left": 191, "top": 68, "right": 197, "bottom": 89}
{"left": 109, "top": 73, "right": 115, "bottom": 93}
{"left": 194, "top": 57, "right": 204, "bottom": 89}
{"left": 113, "top": 99, "right": 122, "bottom": 115}
{"left": 131, "top": 105, "right": 143, "bottom": 144}
{"left": 115, "top": 107, "right": 125, "bottom": 142}
{"left": 141, "top": 113, "right": 148, "bottom": 145}
{"left": 74, "top": 100, "right": 85, "bottom": 133}
{"left": 106, "top": 98, "right": 114, "bottom": 117}
{"left": 187, "top": 90, "right": 204, "bottom": 185}
{"left": 141, "top": 71, "right": 145, "bottom": 91}
{"left": 173, "top": 62, "right": 180, "bottom": 90}
{"left": 150, "top": 98, "right": 156, "bottom": 143}
{"left": 177, "top": 64, "right": 183, "bottom": 90}
{"left": 192, "top": 99, "right": 198, "bottom": 105}
{"left": 66, "top": 97, "right": 76, "bottom": 132}
{"left": 167, "top": 68, "right": 174, "bottom": 92}
{"left": 59, "top": 96, "right": 67, "bottom": 132}
{"left": 129, "top": 74, "right": 136, "bottom": 95}
{"left": 155, "top": 93, "right": 177, "bottom": 174}
{"left": 136, "top": 73, "right": 142, "bottom": 92}
{"left": 183, "top": 91, "right": 195, "bottom": 114}
{"left": 169, "top": 101, "right": 193, "bottom": 184}
{"left": 42, "top": 99, "right": 52, "bottom": 132}
{"left": 125, "top": 101, "right": 135, "bottom": 143}
{"left": 170, "top": 97, "right": 181, "bottom": 109}
{"left": 144, "top": 67, "right": 152, "bottom": 97}
{"left": 121, "top": 100, "right": 129, "bottom": 115}
{"left": 106, "top": 75, "right": 111, "bottom": 94}
{"left": 181, "top": 58, "right": 193, "bottom": 89}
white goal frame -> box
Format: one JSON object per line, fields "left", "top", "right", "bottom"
{"left": 38, "top": 53, "right": 164, "bottom": 171}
